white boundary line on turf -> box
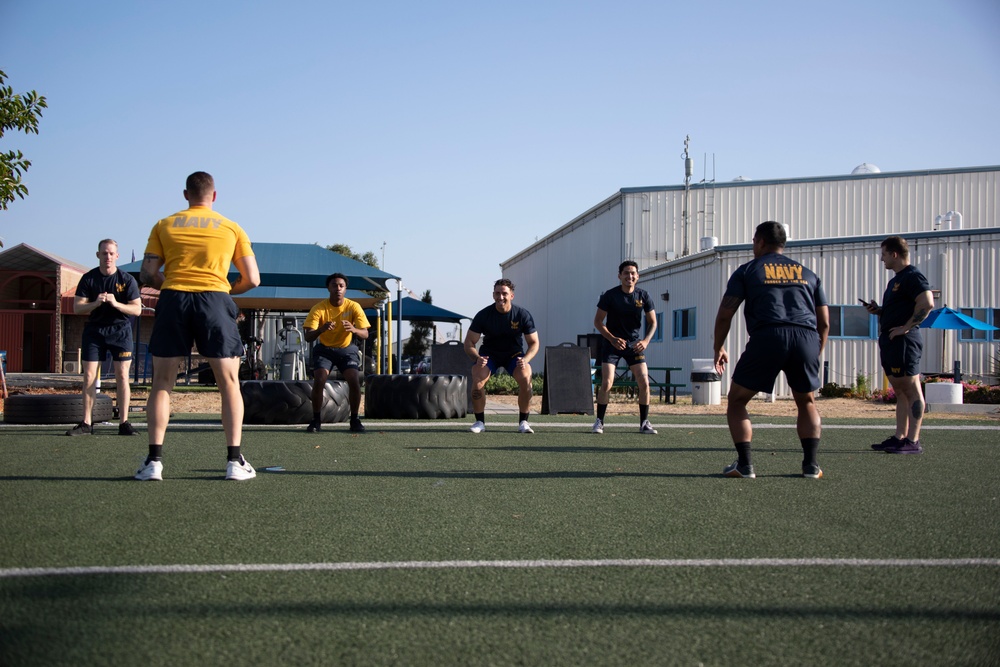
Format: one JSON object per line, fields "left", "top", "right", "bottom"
{"left": 2, "top": 558, "right": 999, "bottom": 579}
{"left": 1, "top": 423, "right": 997, "bottom": 431}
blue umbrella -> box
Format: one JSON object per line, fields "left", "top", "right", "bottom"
{"left": 922, "top": 307, "right": 998, "bottom": 331}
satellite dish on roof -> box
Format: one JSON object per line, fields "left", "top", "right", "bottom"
{"left": 851, "top": 163, "right": 881, "bottom": 174}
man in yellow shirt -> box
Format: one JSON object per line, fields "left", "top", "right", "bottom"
{"left": 304, "top": 272, "right": 370, "bottom": 433}
{"left": 138, "top": 171, "right": 260, "bottom": 481}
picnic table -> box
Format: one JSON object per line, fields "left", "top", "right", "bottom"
{"left": 594, "top": 365, "right": 684, "bottom": 403}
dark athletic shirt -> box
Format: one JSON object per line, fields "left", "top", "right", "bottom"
{"left": 879, "top": 265, "right": 931, "bottom": 337}
{"left": 724, "top": 252, "right": 827, "bottom": 334}
{"left": 469, "top": 303, "right": 537, "bottom": 358}
{"left": 75, "top": 268, "right": 140, "bottom": 329}
{"left": 596, "top": 287, "right": 653, "bottom": 342}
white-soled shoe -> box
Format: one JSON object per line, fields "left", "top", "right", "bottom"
{"left": 225, "top": 457, "right": 256, "bottom": 481}
{"left": 518, "top": 420, "right": 534, "bottom": 434}
{"left": 592, "top": 418, "right": 604, "bottom": 434}
{"left": 134, "top": 459, "right": 163, "bottom": 481}
{"left": 469, "top": 420, "right": 486, "bottom": 434}
{"left": 640, "top": 420, "right": 657, "bottom": 435}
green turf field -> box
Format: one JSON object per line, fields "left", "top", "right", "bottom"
{"left": 1, "top": 415, "right": 998, "bottom": 666}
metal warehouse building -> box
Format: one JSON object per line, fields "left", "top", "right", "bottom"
{"left": 501, "top": 165, "right": 1000, "bottom": 396}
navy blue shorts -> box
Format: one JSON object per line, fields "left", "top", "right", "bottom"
{"left": 599, "top": 339, "right": 645, "bottom": 367}
{"left": 879, "top": 332, "right": 922, "bottom": 377}
{"left": 481, "top": 350, "right": 524, "bottom": 376}
{"left": 81, "top": 322, "right": 134, "bottom": 363}
{"left": 148, "top": 290, "right": 243, "bottom": 358}
{"left": 312, "top": 344, "right": 361, "bottom": 373}
{"left": 732, "top": 326, "right": 821, "bottom": 394}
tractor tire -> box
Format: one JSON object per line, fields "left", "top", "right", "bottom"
{"left": 3, "top": 393, "right": 115, "bottom": 425}
{"left": 240, "top": 380, "right": 349, "bottom": 425}
{"left": 364, "top": 374, "right": 467, "bottom": 419}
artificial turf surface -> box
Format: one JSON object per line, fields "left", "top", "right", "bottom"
{"left": 1, "top": 416, "right": 998, "bottom": 665}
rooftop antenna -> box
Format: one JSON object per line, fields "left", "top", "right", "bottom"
{"left": 682, "top": 136, "right": 693, "bottom": 256}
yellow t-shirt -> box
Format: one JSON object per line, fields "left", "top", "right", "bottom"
{"left": 304, "top": 298, "right": 371, "bottom": 348}
{"left": 145, "top": 206, "right": 254, "bottom": 292}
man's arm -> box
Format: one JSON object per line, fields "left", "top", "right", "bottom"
{"left": 816, "top": 305, "right": 830, "bottom": 354}
{"left": 634, "top": 308, "right": 657, "bottom": 352}
{"left": 139, "top": 253, "right": 164, "bottom": 289}
{"left": 73, "top": 295, "right": 101, "bottom": 315}
{"left": 463, "top": 330, "right": 483, "bottom": 362}
{"left": 713, "top": 295, "right": 743, "bottom": 372}
{"left": 889, "top": 290, "right": 935, "bottom": 339}
{"left": 229, "top": 255, "right": 261, "bottom": 295}
{"left": 521, "top": 331, "right": 540, "bottom": 365}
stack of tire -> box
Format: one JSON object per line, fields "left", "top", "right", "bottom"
{"left": 240, "top": 380, "right": 349, "bottom": 425}
{"left": 364, "top": 374, "right": 467, "bottom": 419}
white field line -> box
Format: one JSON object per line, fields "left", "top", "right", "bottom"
{"left": 2, "top": 558, "right": 999, "bottom": 579}
{"left": 1, "top": 423, "right": 997, "bottom": 431}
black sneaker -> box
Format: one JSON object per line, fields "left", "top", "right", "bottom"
{"left": 349, "top": 418, "right": 366, "bottom": 433}
{"left": 722, "top": 459, "right": 755, "bottom": 479}
{"left": 118, "top": 421, "right": 139, "bottom": 436}
{"left": 65, "top": 422, "right": 93, "bottom": 436}
{"left": 872, "top": 435, "right": 902, "bottom": 451}
{"left": 802, "top": 463, "right": 824, "bottom": 479}
{"left": 306, "top": 421, "right": 322, "bottom": 433}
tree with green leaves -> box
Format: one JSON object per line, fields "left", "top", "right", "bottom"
{"left": 1, "top": 70, "right": 47, "bottom": 211}
{"left": 403, "top": 289, "right": 434, "bottom": 362}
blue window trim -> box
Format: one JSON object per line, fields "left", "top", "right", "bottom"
{"left": 828, "top": 304, "right": 876, "bottom": 339}
{"left": 650, "top": 312, "right": 664, "bottom": 343}
{"left": 958, "top": 308, "right": 998, "bottom": 342}
{"left": 672, "top": 308, "right": 696, "bottom": 341}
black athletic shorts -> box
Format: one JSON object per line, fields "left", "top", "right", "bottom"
{"left": 480, "top": 349, "right": 525, "bottom": 376}
{"left": 599, "top": 339, "right": 645, "bottom": 368}
{"left": 81, "top": 322, "right": 134, "bottom": 363}
{"left": 313, "top": 343, "right": 361, "bottom": 373}
{"left": 732, "top": 326, "right": 821, "bottom": 394}
{"left": 879, "top": 332, "right": 922, "bottom": 377}
{"left": 148, "top": 290, "right": 243, "bottom": 358}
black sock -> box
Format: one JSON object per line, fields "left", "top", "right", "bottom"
{"left": 475, "top": 412, "right": 485, "bottom": 423}
{"left": 801, "top": 438, "right": 820, "bottom": 467}
{"left": 227, "top": 446, "right": 242, "bottom": 462}
{"left": 597, "top": 404, "right": 607, "bottom": 420}
{"left": 519, "top": 412, "right": 529, "bottom": 422}
{"left": 147, "top": 444, "right": 163, "bottom": 464}
{"left": 736, "top": 442, "right": 752, "bottom": 467}
{"left": 639, "top": 404, "right": 649, "bottom": 422}
{"left": 312, "top": 411, "right": 321, "bottom": 423}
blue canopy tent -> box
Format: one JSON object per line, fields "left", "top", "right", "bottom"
{"left": 922, "top": 307, "right": 998, "bottom": 382}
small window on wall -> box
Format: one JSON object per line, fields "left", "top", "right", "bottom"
{"left": 828, "top": 305, "right": 874, "bottom": 338}
{"left": 649, "top": 312, "right": 664, "bottom": 343}
{"left": 958, "top": 308, "right": 998, "bottom": 342}
{"left": 673, "top": 308, "right": 696, "bottom": 340}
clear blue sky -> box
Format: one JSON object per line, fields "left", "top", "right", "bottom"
{"left": 2, "top": 0, "right": 998, "bottom": 333}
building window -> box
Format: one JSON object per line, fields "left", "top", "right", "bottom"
{"left": 958, "top": 308, "right": 1000, "bottom": 342}
{"left": 673, "top": 308, "right": 696, "bottom": 340}
{"left": 650, "top": 312, "right": 664, "bottom": 343}
{"left": 828, "top": 305, "right": 874, "bottom": 338}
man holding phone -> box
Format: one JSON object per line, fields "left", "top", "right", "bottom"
{"left": 863, "top": 236, "right": 934, "bottom": 454}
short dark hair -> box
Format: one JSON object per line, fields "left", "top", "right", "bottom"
{"left": 185, "top": 171, "right": 215, "bottom": 199}
{"left": 494, "top": 278, "right": 515, "bottom": 292}
{"left": 881, "top": 236, "right": 910, "bottom": 260}
{"left": 754, "top": 221, "right": 787, "bottom": 248}
{"left": 618, "top": 260, "right": 638, "bottom": 274}
{"left": 326, "top": 272, "right": 348, "bottom": 288}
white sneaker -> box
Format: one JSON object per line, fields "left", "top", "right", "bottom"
{"left": 518, "top": 420, "right": 534, "bottom": 434}
{"left": 225, "top": 457, "right": 256, "bottom": 481}
{"left": 592, "top": 418, "right": 604, "bottom": 434}
{"left": 640, "top": 420, "right": 657, "bottom": 435}
{"left": 469, "top": 420, "right": 486, "bottom": 433}
{"left": 134, "top": 460, "right": 163, "bottom": 481}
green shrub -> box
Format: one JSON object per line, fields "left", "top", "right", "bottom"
{"left": 484, "top": 373, "right": 544, "bottom": 395}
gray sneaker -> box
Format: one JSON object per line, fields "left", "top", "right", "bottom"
{"left": 723, "top": 460, "right": 755, "bottom": 479}
{"left": 592, "top": 418, "right": 604, "bottom": 434}
{"left": 639, "top": 420, "right": 657, "bottom": 435}
{"left": 66, "top": 421, "right": 93, "bottom": 436}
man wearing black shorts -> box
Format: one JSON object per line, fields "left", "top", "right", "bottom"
{"left": 863, "top": 236, "right": 934, "bottom": 455}
{"left": 138, "top": 172, "right": 260, "bottom": 481}
{"left": 464, "top": 278, "right": 539, "bottom": 434}
{"left": 67, "top": 239, "right": 142, "bottom": 436}
{"left": 303, "top": 272, "right": 370, "bottom": 433}
{"left": 593, "top": 260, "right": 658, "bottom": 434}
{"left": 713, "top": 221, "right": 829, "bottom": 479}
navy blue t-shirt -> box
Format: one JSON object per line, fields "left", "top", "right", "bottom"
{"left": 880, "top": 265, "right": 931, "bottom": 336}
{"left": 724, "top": 252, "right": 827, "bottom": 334}
{"left": 596, "top": 287, "right": 653, "bottom": 342}
{"left": 470, "top": 303, "right": 537, "bottom": 358}
{"left": 75, "top": 268, "right": 140, "bottom": 329}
